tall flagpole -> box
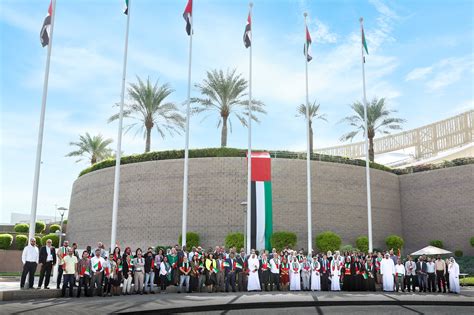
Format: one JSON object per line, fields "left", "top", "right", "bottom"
{"left": 246, "top": 1, "right": 253, "bottom": 255}
{"left": 110, "top": 0, "right": 131, "bottom": 250}
{"left": 304, "top": 12, "right": 313, "bottom": 254}
{"left": 182, "top": 4, "right": 194, "bottom": 248}
{"left": 359, "top": 17, "right": 373, "bottom": 252}
{"left": 29, "top": 0, "right": 57, "bottom": 240}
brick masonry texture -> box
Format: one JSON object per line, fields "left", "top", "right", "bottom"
{"left": 67, "top": 158, "right": 473, "bottom": 255}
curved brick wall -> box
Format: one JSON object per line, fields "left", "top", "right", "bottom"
{"left": 67, "top": 158, "right": 473, "bottom": 255}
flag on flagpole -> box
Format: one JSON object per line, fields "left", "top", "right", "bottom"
{"left": 40, "top": 0, "right": 53, "bottom": 47}
{"left": 362, "top": 25, "right": 369, "bottom": 55}
{"left": 123, "top": 0, "right": 129, "bottom": 15}
{"left": 183, "top": 0, "right": 193, "bottom": 35}
{"left": 243, "top": 12, "right": 251, "bottom": 48}
{"left": 304, "top": 25, "right": 312, "bottom": 62}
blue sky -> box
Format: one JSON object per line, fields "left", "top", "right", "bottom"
{"left": 1, "top": 0, "right": 473, "bottom": 223}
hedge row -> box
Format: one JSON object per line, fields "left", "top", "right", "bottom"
{"left": 78, "top": 148, "right": 474, "bottom": 178}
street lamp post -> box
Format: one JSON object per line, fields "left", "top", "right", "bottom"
{"left": 240, "top": 201, "right": 247, "bottom": 253}
{"left": 57, "top": 206, "right": 68, "bottom": 247}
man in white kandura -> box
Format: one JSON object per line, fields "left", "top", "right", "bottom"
{"left": 330, "top": 255, "right": 341, "bottom": 291}
{"left": 380, "top": 253, "right": 395, "bottom": 292}
{"left": 448, "top": 257, "right": 460, "bottom": 294}
{"left": 247, "top": 251, "right": 261, "bottom": 291}
{"left": 289, "top": 256, "right": 301, "bottom": 291}
{"left": 310, "top": 256, "right": 321, "bottom": 291}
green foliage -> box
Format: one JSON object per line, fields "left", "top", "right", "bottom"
{"left": 225, "top": 232, "right": 244, "bottom": 251}
{"left": 49, "top": 224, "right": 61, "bottom": 233}
{"left": 63, "top": 219, "right": 68, "bottom": 224}
{"left": 340, "top": 244, "right": 359, "bottom": 253}
{"left": 35, "top": 236, "right": 42, "bottom": 246}
{"left": 66, "top": 132, "right": 114, "bottom": 165}
{"left": 460, "top": 276, "right": 474, "bottom": 286}
{"left": 41, "top": 234, "right": 59, "bottom": 248}
{"left": 455, "top": 250, "right": 463, "bottom": 257}
{"left": 13, "top": 223, "right": 29, "bottom": 233}
{"left": 0, "top": 234, "right": 13, "bottom": 250}
{"left": 315, "top": 231, "right": 342, "bottom": 253}
{"left": 385, "top": 235, "right": 404, "bottom": 250}
{"left": 15, "top": 235, "right": 28, "bottom": 250}
{"left": 393, "top": 157, "right": 474, "bottom": 175}
{"left": 470, "top": 237, "right": 474, "bottom": 247}
{"left": 155, "top": 245, "right": 172, "bottom": 253}
{"left": 35, "top": 221, "right": 46, "bottom": 234}
{"left": 178, "top": 232, "right": 200, "bottom": 249}
{"left": 270, "top": 232, "right": 297, "bottom": 251}
{"left": 355, "top": 236, "right": 369, "bottom": 253}
{"left": 456, "top": 256, "right": 474, "bottom": 275}
{"left": 429, "top": 240, "right": 444, "bottom": 248}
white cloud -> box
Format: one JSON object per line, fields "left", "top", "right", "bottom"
{"left": 405, "top": 66, "right": 433, "bottom": 81}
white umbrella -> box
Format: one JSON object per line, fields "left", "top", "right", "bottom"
{"left": 410, "top": 246, "right": 452, "bottom": 256}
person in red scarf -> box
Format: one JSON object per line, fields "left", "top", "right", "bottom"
{"left": 280, "top": 256, "right": 290, "bottom": 291}
{"left": 178, "top": 256, "right": 191, "bottom": 293}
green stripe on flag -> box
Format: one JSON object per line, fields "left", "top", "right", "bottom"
{"left": 362, "top": 28, "right": 369, "bottom": 55}
{"left": 124, "top": 0, "right": 129, "bottom": 15}
{"left": 264, "top": 181, "right": 273, "bottom": 250}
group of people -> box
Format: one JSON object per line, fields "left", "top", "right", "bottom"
{"left": 20, "top": 238, "right": 462, "bottom": 297}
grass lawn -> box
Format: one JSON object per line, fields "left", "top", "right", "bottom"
{"left": 460, "top": 276, "right": 474, "bottom": 286}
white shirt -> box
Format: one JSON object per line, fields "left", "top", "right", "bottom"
{"left": 395, "top": 264, "right": 405, "bottom": 276}
{"left": 426, "top": 262, "right": 435, "bottom": 273}
{"left": 90, "top": 256, "right": 105, "bottom": 273}
{"left": 22, "top": 245, "right": 39, "bottom": 264}
{"left": 270, "top": 258, "right": 280, "bottom": 274}
{"left": 46, "top": 246, "right": 53, "bottom": 262}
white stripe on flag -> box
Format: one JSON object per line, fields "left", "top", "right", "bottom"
{"left": 256, "top": 181, "right": 266, "bottom": 250}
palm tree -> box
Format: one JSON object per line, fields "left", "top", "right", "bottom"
{"left": 296, "top": 101, "right": 327, "bottom": 154}
{"left": 191, "top": 69, "right": 266, "bottom": 147}
{"left": 340, "top": 97, "right": 406, "bottom": 162}
{"left": 108, "top": 76, "right": 185, "bottom": 152}
{"left": 66, "top": 133, "right": 113, "bottom": 165}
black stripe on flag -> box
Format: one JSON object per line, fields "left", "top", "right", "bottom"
{"left": 250, "top": 181, "right": 257, "bottom": 250}
{"left": 40, "top": 15, "right": 51, "bottom": 47}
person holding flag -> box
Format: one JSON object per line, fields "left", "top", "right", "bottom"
{"left": 77, "top": 251, "right": 91, "bottom": 297}
{"left": 56, "top": 240, "right": 70, "bottom": 289}
{"left": 269, "top": 253, "right": 281, "bottom": 291}
{"left": 178, "top": 256, "right": 192, "bottom": 293}
{"left": 61, "top": 248, "right": 78, "bottom": 298}
{"left": 247, "top": 251, "right": 261, "bottom": 291}
{"left": 224, "top": 252, "right": 237, "bottom": 292}
{"left": 205, "top": 253, "right": 218, "bottom": 293}
{"left": 90, "top": 249, "right": 105, "bottom": 297}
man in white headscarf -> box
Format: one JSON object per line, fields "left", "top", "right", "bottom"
{"left": 448, "top": 257, "right": 460, "bottom": 294}
{"left": 247, "top": 250, "right": 261, "bottom": 291}
{"left": 380, "top": 253, "right": 395, "bottom": 292}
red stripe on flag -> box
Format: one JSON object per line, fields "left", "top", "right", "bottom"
{"left": 306, "top": 26, "right": 311, "bottom": 43}
{"left": 184, "top": 0, "right": 192, "bottom": 15}
{"left": 247, "top": 152, "right": 271, "bottom": 181}
{"left": 48, "top": 0, "right": 53, "bottom": 16}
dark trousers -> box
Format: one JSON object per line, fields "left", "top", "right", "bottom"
{"left": 20, "top": 262, "right": 37, "bottom": 288}
{"left": 38, "top": 261, "right": 53, "bottom": 288}
{"left": 91, "top": 272, "right": 103, "bottom": 296}
{"left": 225, "top": 272, "right": 236, "bottom": 292}
{"left": 57, "top": 266, "right": 64, "bottom": 289}
{"left": 436, "top": 271, "right": 446, "bottom": 292}
{"left": 237, "top": 271, "right": 247, "bottom": 291}
{"left": 77, "top": 276, "right": 90, "bottom": 297}
{"left": 62, "top": 274, "right": 75, "bottom": 297}
{"left": 104, "top": 277, "right": 112, "bottom": 294}
{"left": 427, "top": 273, "right": 436, "bottom": 292}
{"left": 405, "top": 275, "right": 416, "bottom": 292}
{"left": 270, "top": 272, "right": 280, "bottom": 291}
{"left": 321, "top": 273, "right": 330, "bottom": 291}
{"left": 417, "top": 274, "right": 427, "bottom": 292}
{"left": 160, "top": 275, "right": 168, "bottom": 291}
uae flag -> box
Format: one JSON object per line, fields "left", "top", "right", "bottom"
{"left": 183, "top": 0, "right": 193, "bottom": 35}
{"left": 362, "top": 25, "right": 369, "bottom": 55}
{"left": 123, "top": 0, "right": 129, "bottom": 15}
{"left": 243, "top": 12, "right": 251, "bottom": 48}
{"left": 304, "top": 25, "right": 312, "bottom": 62}
{"left": 248, "top": 152, "right": 273, "bottom": 250}
{"left": 40, "top": 0, "right": 53, "bottom": 47}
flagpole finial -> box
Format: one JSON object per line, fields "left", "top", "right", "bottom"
{"left": 360, "top": 17, "right": 364, "bottom": 23}
{"left": 304, "top": 12, "right": 308, "bottom": 18}
{"left": 249, "top": 2, "right": 253, "bottom": 8}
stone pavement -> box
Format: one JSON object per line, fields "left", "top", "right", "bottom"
{"left": 1, "top": 288, "right": 473, "bottom": 314}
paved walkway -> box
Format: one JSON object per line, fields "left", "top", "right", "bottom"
{"left": 1, "top": 288, "right": 473, "bottom": 314}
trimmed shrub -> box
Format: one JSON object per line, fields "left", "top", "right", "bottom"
{"left": 16, "top": 235, "right": 28, "bottom": 250}
{"left": 225, "top": 232, "right": 244, "bottom": 251}
{"left": 14, "top": 223, "right": 29, "bottom": 233}
{"left": 155, "top": 245, "right": 172, "bottom": 253}
{"left": 454, "top": 250, "right": 463, "bottom": 257}
{"left": 0, "top": 234, "right": 14, "bottom": 250}
{"left": 385, "top": 235, "right": 404, "bottom": 251}
{"left": 429, "top": 240, "right": 444, "bottom": 248}
{"left": 270, "top": 231, "right": 297, "bottom": 252}
{"left": 63, "top": 219, "right": 68, "bottom": 225}
{"left": 315, "top": 231, "right": 342, "bottom": 253}
{"left": 355, "top": 236, "right": 369, "bottom": 253}
{"left": 35, "top": 235, "right": 42, "bottom": 246}
{"left": 49, "top": 224, "right": 61, "bottom": 233}
{"left": 35, "top": 221, "right": 46, "bottom": 234}
{"left": 470, "top": 237, "right": 474, "bottom": 247}
{"left": 41, "top": 233, "right": 59, "bottom": 248}
{"left": 178, "top": 232, "right": 200, "bottom": 249}
{"left": 340, "top": 244, "right": 358, "bottom": 253}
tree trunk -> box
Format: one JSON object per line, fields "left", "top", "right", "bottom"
{"left": 145, "top": 126, "right": 152, "bottom": 152}
{"left": 309, "top": 121, "right": 313, "bottom": 156}
{"left": 369, "top": 135, "right": 375, "bottom": 162}
{"left": 221, "top": 116, "right": 228, "bottom": 147}
{"left": 91, "top": 156, "right": 97, "bottom": 165}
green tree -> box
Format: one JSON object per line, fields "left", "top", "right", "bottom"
{"left": 66, "top": 133, "right": 113, "bottom": 165}
{"left": 296, "top": 101, "right": 327, "bottom": 154}
{"left": 355, "top": 236, "right": 369, "bottom": 253}
{"left": 270, "top": 232, "right": 297, "bottom": 252}
{"left": 179, "top": 232, "right": 200, "bottom": 249}
{"left": 385, "top": 235, "right": 404, "bottom": 251}
{"left": 225, "top": 232, "right": 244, "bottom": 250}
{"left": 340, "top": 98, "right": 406, "bottom": 161}
{"left": 109, "top": 76, "right": 185, "bottom": 153}
{"left": 192, "top": 69, "right": 266, "bottom": 147}
{"left": 315, "top": 231, "right": 342, "bottom": 253}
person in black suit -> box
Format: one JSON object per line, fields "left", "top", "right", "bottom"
{"left": 37, "top": 239, "right": 56, "bottom": 289}
{"left": 224, "top": 252, "right": 237, "bottom": 292}
{"left": 416, "top": 256, "right": 428, "bottom": 293}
